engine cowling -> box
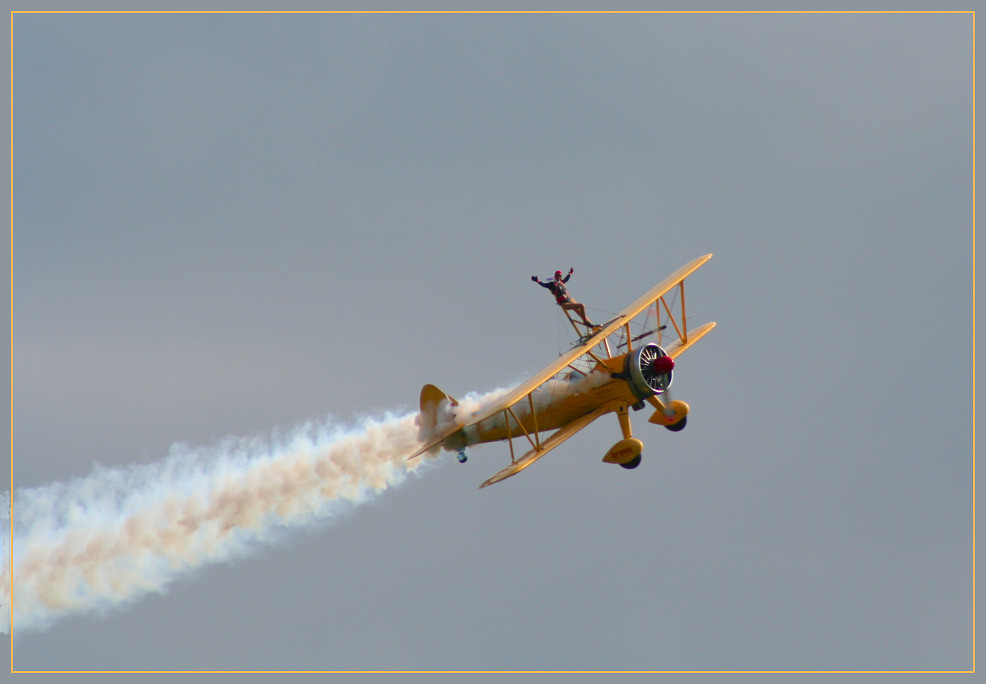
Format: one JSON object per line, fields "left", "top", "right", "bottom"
{"left": 626, "top": 343, "right": 674, "bottom": 400}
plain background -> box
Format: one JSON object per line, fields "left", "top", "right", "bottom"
{"left": 8, "top": 10, "right": 974, "bottom": 673}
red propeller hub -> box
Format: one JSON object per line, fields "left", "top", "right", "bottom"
{"left": 651, "top": 356, "right": 675, "bottom": 374}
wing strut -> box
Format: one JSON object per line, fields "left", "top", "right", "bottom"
{"left": 479, "top": 408, "right": 606, "bottom": 488}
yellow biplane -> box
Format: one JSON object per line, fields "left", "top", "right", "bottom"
{"left": 409, "top": 254, "right": 715, "bottom": 488}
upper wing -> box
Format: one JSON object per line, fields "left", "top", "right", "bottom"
{"left": 611, "top": 253, "right": 713, "bottom": 332}
{"left": 460, "top": 339, "right": 604, "bottom": 431}
{"left": 590, "top": 252, "right": 713, "bottom": 357}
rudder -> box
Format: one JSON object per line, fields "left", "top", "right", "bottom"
{"left": 418, "top": 384, "right": 458, "bottom": 439}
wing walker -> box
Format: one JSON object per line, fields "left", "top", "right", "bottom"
{"left": 409, "top": 254, "right": 715, "bottom": 488}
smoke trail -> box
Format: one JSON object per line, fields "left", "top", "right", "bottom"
{"left": 0, "top": 407, "right": 445, "bottom": 635}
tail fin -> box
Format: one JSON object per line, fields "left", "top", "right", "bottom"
{"left": 409, "top": 384, "right": 459, "bottom": 460}
{"left": 419, "top": 384, "right": 457, "bottom": 435}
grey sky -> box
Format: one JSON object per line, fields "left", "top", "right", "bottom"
{"left": 8, "top": 11, "right": 974, "bottom": 673}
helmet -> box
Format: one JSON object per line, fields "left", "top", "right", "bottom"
{"left": 554, "top": 270, "right": 563, "bottom": 278}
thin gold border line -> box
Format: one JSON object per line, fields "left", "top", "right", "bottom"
{"left": 3, "top": 9, "right": 980, "bottom": 15}
{"left": 7, "top": 9, "right": 12, "bottom": 676}
{"left": 6, "top": 8, "right": 977, "bottom": 676}
{"left": 971, "top": 10, "right": 977, "bottom": 675}
{"left": 116, "top": 672, "right": 979, "bottom": 675}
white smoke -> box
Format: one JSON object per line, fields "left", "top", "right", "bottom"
{"left": 0, "top": 408, "right": 445, "bottom": 635}
{"left": 442, "top": 371, "right": 608, "bottom": 429}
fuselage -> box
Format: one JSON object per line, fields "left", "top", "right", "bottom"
{"left": 450, "top": 354, "right": 641, "bottom": 450}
